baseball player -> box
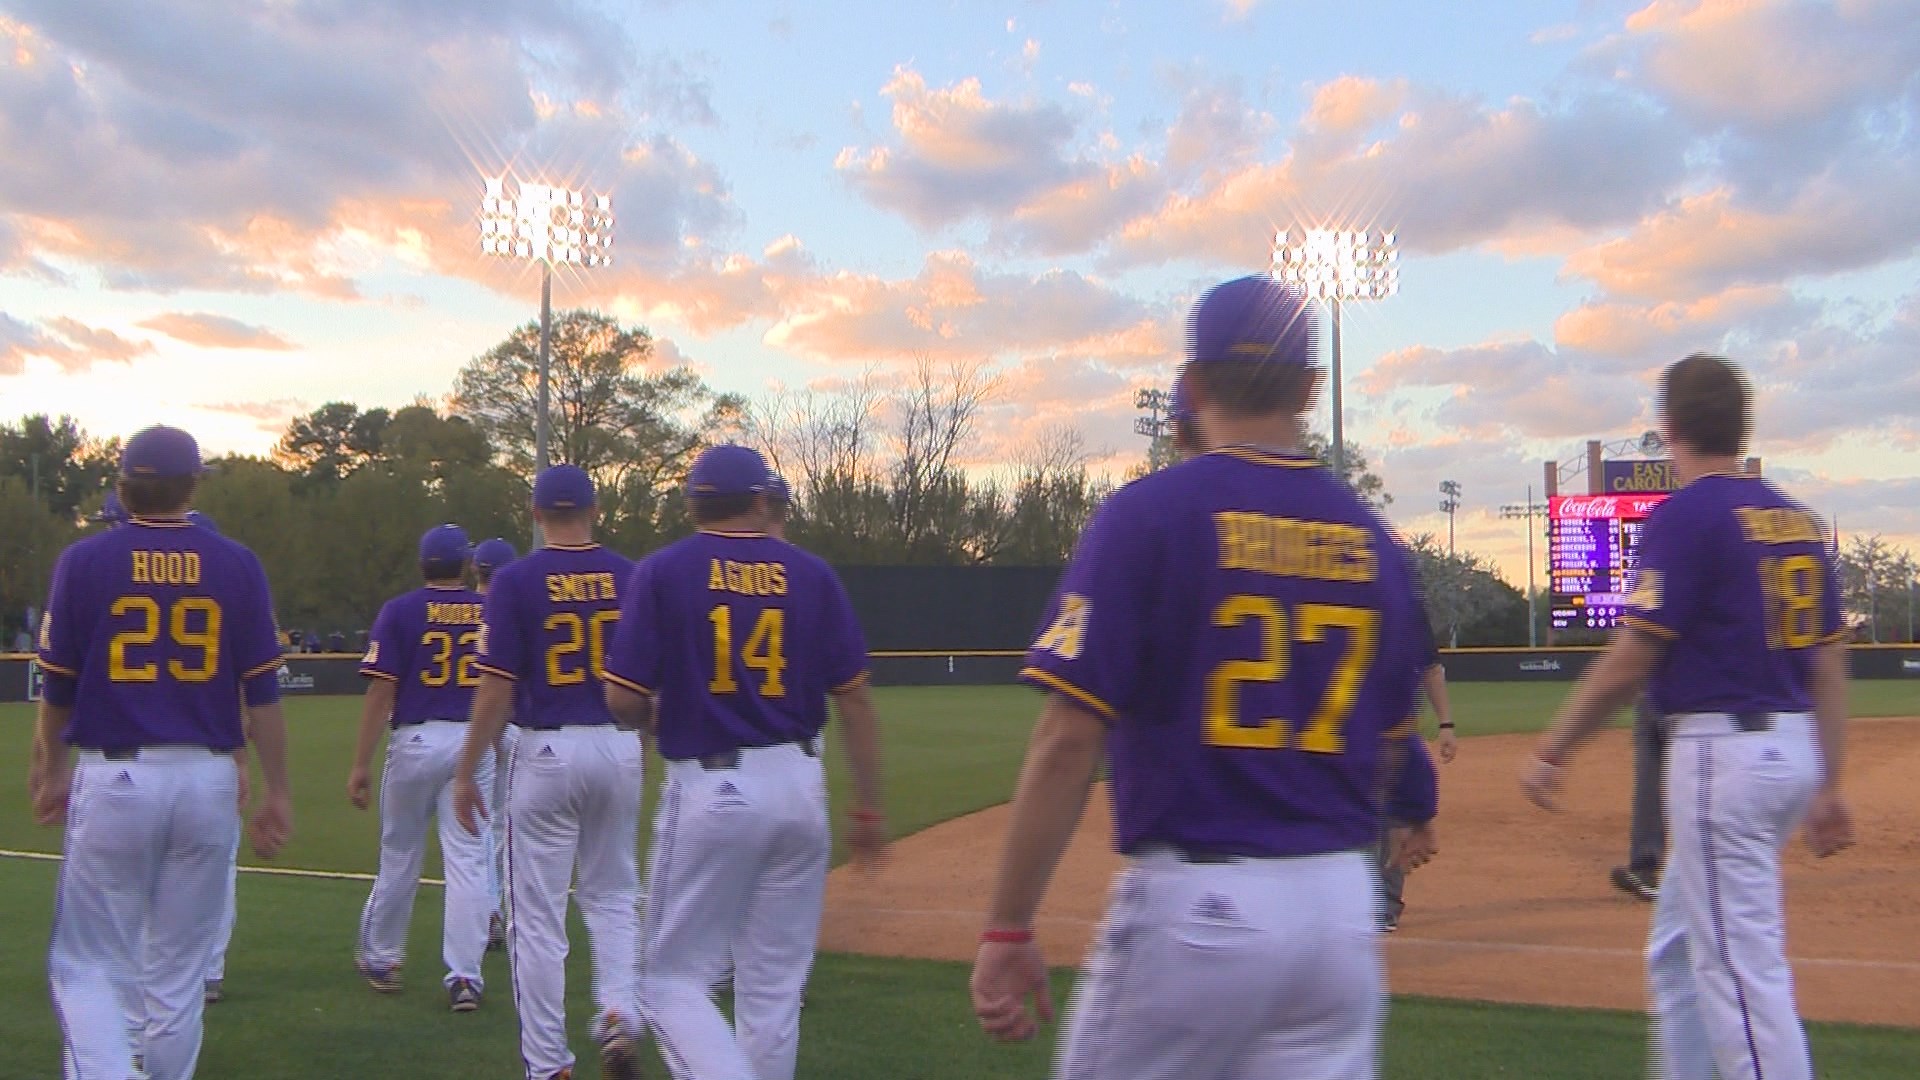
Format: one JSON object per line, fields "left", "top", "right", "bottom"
{"left": 472, "top": 536, "right": 519, "bottom": 952}
{"left": 451, "top": 465, "right": 642, "bottom": 1080}
{"left": 970, "top": 278, "right": 1437, "bottom": 1079}
{"left": 1169, "top": 368, "right": 1449, "bottom": 935}
{"left": 1611, "top": 694, "right": 1665, "bottom": 902}
{"left": 1522, "top": 353, "right": 1854, "bottom": 1080}
{"left": 346, "top": 524, "right": 494, "bottom": 1011}
{"left": 603, "top": 444, "right": 887, "bottom": 1080}
{"left": 30, "top": 424, "right": 292, "bottom": 1080}
{"left": 765, "top": 472, "right": 791, "bottom": 540}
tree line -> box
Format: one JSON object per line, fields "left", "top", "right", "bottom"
{"left": 5, "top": 308, "right": 1903, "bottom": 650}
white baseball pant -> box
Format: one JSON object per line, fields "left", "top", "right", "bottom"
{"left": 1055, "top": 848, "right": 1384, "bottom": 1080}
{"left": 489, "top": 723, "right": 521, "bottom": 929}
{"left": 642, "top": 740, "right": 829, "bottom": 1080}
{"left": 1649, "top": 712, "right": 1820, "bottom": 1080}
{"left": 356, "top": 721, "right": 495, "bottom": 989}
{"left": 54, "top": 748, "right": 240, "bottom": 1080}
{"left": 126, "top": 827, "right": 237, "bottom": 1062}
{"left": 508, "top": 725, "right": 643, "bottom": 1079}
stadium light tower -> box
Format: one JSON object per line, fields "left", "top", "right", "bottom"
{"left": 1272, "top": 227, "right": 1398, "bottom": 484}
{"left": 1500, "top": 485, "right": 1551, "bottom": 648}
{"left": 479, "top": 175, "right": 615, "bottom": 488}
{"left": 1133, "top": 387, "right": 1171, "bottom": 439}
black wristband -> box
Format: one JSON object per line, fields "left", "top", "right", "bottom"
{"left": 1437, "top": 722, "right": 1456, "bottom": 730}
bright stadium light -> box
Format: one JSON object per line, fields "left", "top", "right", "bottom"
{"left": 1271, "top": 227, "right": 1398, "bottom": 483}
{"left": 480, "top": 175, "right": 615, "bottom": 541}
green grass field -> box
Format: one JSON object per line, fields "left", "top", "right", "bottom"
{"left": 3, "top": 682, "right": 1916, "bottom": 1078}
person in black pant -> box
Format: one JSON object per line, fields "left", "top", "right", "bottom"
{"left": 1611, "top": 696, "right": 1664, "bottom": 901}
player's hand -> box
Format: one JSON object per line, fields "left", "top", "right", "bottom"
{"left": 848, "top": 807, "right": 889, "bottom": 873}
{"left": 1802, "top": 787, "right": 1855, "bottom": 858}
{"left": 249, "top": 790, "right": 293, "bottom": 859}
{"left": 29, "top": 762, "right": 71, "bottom": 826}
{"left": 347, "top": 765, "right": 372, "bottom": 811}
{"left": 236, "top": 759, "right": 252, "bottom": 812}
{"left": 1520, "top": 754, "right": 1565, "bottom": 811}
{"left": 971, "top": 937, "right": 1052, "bottom": 1042}
{"left": 1388, "top": 821, "right": 1439, "bottom": 871}
{"left": 1438, "top": 727, "right": 1458, "bottom": 764}
{"left": 452, "top": 775, "right": 487, "bottom": 837}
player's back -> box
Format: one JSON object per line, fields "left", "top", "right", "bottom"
{"left": 619, "top": 531, "right": 867, "bottom": 761}
{"left": 42, "top": 517, "right": 281, "bottom": 750}
{"left": 368, "top": 584, "right": 487, "bottom": 721}
{"left": 1626, "top": 474, "right": 1841, "bottom": 716}
{"left": 475, "top": 543, "right": 634, "bottom": 728}
{"left": 1028, "top": 448, "right": 1426, "bottom": 859}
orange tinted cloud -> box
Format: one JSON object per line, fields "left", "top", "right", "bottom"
{"left": 139, "top": 313, "right": 297, "bottom": 350}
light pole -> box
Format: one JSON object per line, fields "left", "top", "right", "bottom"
{"left": 479, "top": 174, "right": 615, "bottom": 502}
{"left": 1500, "top": 485, "right": 1549, "bottom": 648}
{"left": 1133, "top": 387, "right": 1171, "bottom": 438}
{"left": 1271, "top": 227, "right": 1398, "bottom": 484}
{"left": 1439, "top": 479, "right": 1462, "bottom": 557}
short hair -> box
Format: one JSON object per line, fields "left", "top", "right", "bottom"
{"left": 1660, "top": 353, "right": 1750, "bottom": 458}
{"left": 767, "top": 497, "right": 790, "bottom": 524}
{"left": 422, "top": 557, "right": 467, "bottom": 582}
{"left": 1184, "top": 360, "right": 1318, "bottom": 420}
{"left": 691, "top": 493, "right": 759, "bottom": 526}
{"left": 118, "top": 475, "right": 196, "bottom": 517}
{"left": 535, "top": 506, "right": 595, "bottom": 530}
{"left": 1172, "top": 415, "right": 1204, "bottom": 456}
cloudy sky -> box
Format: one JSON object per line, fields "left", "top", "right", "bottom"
{"left": 2, "top": 0, "right": 1916, "bottom": 583}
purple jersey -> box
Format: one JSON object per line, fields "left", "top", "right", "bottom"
{"left": 37, "top": 517, "right": 284, "bottom": 751}
{"left": 473, "top": 543, "right": 635, "bottom": 728}
{"left": 602, "top": 531, "right": 869, "bottom": 760}
{"left": 1623, "top": 474, "right": 1843, "bottom": 716}
{"left": 1021, "top": 448, "right": 1430, "bottom": 858}
{"left": 362, "top": 584, "right": 487, "bottom": 726}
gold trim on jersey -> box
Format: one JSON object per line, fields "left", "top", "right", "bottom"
{"left": 1206, "top": 447, "right": 1318, "bottom": 469}
{"left": 603, "top": 671, "right": 653, "bottom": 695}
{"left": 1019, "top": 667, "right": 1115, "bottom": 720}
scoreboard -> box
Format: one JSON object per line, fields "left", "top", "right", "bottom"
{"left": 1548, "top": 494, "right": 1670, "bottom": 630}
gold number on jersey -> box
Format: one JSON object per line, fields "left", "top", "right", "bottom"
{"left": 107, "top": 596, "right": 224, "bottom": 684}
{"left": 708, "top": 604, "right": 788, "bottom": 697}
{"left": 1759, "top": 554, "right": 1822, "bottom": 650}
{"left": 420, "top": 630, "right": 483, "bottom": 688}
{"left": 544, "top": 610, "right": 618, "bottom": 686}
{"left": 1203, "top": 595, "right": 1380, "bottom": 754}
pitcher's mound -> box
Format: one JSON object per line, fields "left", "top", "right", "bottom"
{"left": 823, "top": 719, "right": 1920, "bottom": 1028}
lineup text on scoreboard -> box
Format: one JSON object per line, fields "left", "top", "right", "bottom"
{"left": 1548, "top": 493, "right": 1670, "bottom": 631}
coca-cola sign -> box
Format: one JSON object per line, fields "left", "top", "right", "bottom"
{"left": 1550, "top": 494, "right": 1670, "bottom": 519}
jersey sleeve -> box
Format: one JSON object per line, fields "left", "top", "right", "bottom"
{"left": 820, "top": 568, "right": 870, "bottom": 693}
{"left": 1384, "top": 733, "right": 1438, "bottom": 825}
{"left": 360, "top": 598, "right": 406, "bottom": 682}
{"left": 233, "top": 551, "right": 286, "bottom": 707}
{"left": 600, "top": 559, "right": 659, "bottom": 695}
{"left": 36, "top": 548, "right": 82, "bottom": 706}
{"left": 474, "top": 574, "right": 527, "bottom": 681}
{"left": 1018, "top": 493, "right": 1154, "bottom": 720}
{"left": 1622, "top": 501, "right": 1705, "bottom": 642}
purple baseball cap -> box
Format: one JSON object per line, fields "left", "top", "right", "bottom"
{"left": 533, "top": 464, "right": 596, "bottom": 511}
{"left": 687, "top": 444, "right": 772, "bottom": 499}
{"left": 1187, "top": 276, "right": 1317, "bottom": 369}
{"left": 419, "top": 523, "right": 473, "bottom": 565}
{"left": 473, "top": 537, "right": 517, "bottom": 571}
{"left": 120, "top": 425, "right": 207, "bottom": 479}
{"left": 766, "top": 472, "right": 791, "bottom": 505}
{"left": 93, "top": 489, "right": 128, "bottom": 525}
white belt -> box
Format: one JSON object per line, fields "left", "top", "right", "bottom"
{"left": 1668, "top": 711, "right": 1811, "bottom": 738}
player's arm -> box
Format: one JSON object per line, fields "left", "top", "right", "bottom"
{"left": 602, "top": 559, "right": 659, "bottom": 736}
{"left": 1423, "top": 664, "right": 1453, "bottom": 730}
{"left": 29, "top": 554, "right": 80, "bottom": 822}
{"left": 29, "top": 698, "right": 75, "bottom": 826}
{"left": 459, "top": 580, "right": 525, "bottom": 811}
{"left": 348, "top": 679, "right": 398, "bottom": 809}
{"left": 984, "top": 695, "right": 1105, "bottom": 933}
{"left": 461, "top": 674, "right": 516, "bottom": 779}
{"left": 1525, "top": 628, "right": 1663, "bottom": 807}
{"left": 604, "top": 682, "right": 654, "bottom": 734}
{"left": 830, "top": 678, "right": 886, "bottom": 855}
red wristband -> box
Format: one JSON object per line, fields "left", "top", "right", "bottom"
{"left": 850, "top": 807, "right": 883, "bottom": 823}
{"left": 980, "top": 927, "right": 1033, "bottom": 944}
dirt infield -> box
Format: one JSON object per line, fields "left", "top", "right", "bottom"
{"left": 822, "top": 717, "right": 1920, "bottom": 1028}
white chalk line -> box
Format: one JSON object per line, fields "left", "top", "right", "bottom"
{"left": 824, "top": 904, "right": 1920, "bottom": 974}
{"left": 0, "top": 847, "right": 441, "bottom": 887}
{"left": 9, "top": 849, "right": 1915, "bottom": 977}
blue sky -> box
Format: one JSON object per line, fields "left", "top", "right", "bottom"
{"left": 2, "top": 0, "right": 1917, "bottom": 582}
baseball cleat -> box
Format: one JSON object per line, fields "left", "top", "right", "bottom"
{"left": 203, "top": 978, "right": 224, "bottom": 1005}
{"left": 1379, "top": 915, "right": 1399, "bottom": 933}
{"left": 596, "top": 1012, "right": 642, "bottom": 1080}
{"left": 449, "top": 978, "right": 481, "bottom": 1012}
{"left": 487, "top": 913, "right": 508, "bottom": 952}
{"left": 1610, "top": 866, "right": 1659, "bottom": 902}
{"left": 357, "top": 959, "right": 403, "bottom": 993}
{"left": 544, "top": 1070, "right": 572, "bottom": 1080}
